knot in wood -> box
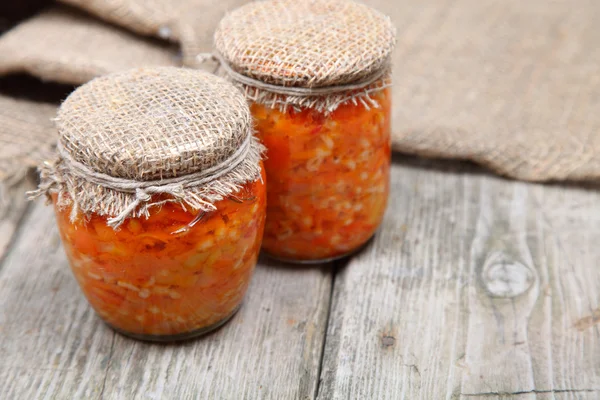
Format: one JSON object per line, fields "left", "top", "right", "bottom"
{"left": 481, "top": 252, "right": 534, "bottom": 298}
{"left": 381, "top": 335, "right": 396, "bottom": 348}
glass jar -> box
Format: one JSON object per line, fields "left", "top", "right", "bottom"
{"left": 31, "top": 67, "right": 266, "bottom": 341}
{"left": 54, "top": 166, "right": 266, "bottom": 341}
{"left": 212, "top": 0, "right": 396, "bottom": 263}
{"left": 253, "top": 89, "right": 391, "bottom": 262}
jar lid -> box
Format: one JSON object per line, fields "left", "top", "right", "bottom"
{"left": 58, "top": 67, "right": 252, "bottom": 181}
{"left": 214, "top": 0, "right": 396, "bottom": 88}
{"left": 35, "top": 67, "right": 263, "bottom": 228}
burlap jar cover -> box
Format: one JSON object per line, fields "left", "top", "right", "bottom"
{"left": 31, "top": 67, "right": 263, "bottom": 228}
{"left": 205, "top": 0, "right": 396, "bottom": 114}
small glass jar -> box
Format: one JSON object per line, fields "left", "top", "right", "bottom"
{"left": 32, "top": 67, "right": 266, "bottom": 341}
{"left": 213, "top": 0, "right": 395, "bottom": 263}
{"left": 53, "top": 169, "right": 265, "bottom": 341}
{"left": 252, "top": 89, "right": 391, "bottom": 262}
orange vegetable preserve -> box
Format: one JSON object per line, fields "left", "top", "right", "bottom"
{"left": 253, "top": 88, "right": 391, "bottom": 262}
{"left": 54, "top": 168, "right": 266, "bottom": 340}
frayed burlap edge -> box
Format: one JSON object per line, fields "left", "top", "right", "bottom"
{"left": 31, "top": 136, "right": 264, "bottom": 228}
{"left": 231, "top": 72, "right": 392, "bottom": 114}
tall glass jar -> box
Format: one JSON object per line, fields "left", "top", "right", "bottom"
{"left": 213, "top": 0, "right": 396, "bottom": 262}
{"left": 31, "top": 67, "right": 266, "bottom": 341}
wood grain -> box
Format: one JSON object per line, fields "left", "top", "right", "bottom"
{"left": 0, "top": 200, "right": 332, "bottom": 400}
{"left": 0, "top": 177, "right": 35, "bottom": 262}
{"left": 317, "top": 158, "right": 600, "bottom": 400}
{"left": 0, "top": 199, "right": 113, "bottom": 399}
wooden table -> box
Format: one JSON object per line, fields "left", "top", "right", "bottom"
{"left": 1, "top": 155, "right": 599, "bottom": 399}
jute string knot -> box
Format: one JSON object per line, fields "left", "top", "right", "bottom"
{"left": 54, "top": 132, "right": 253, "bottom": 228}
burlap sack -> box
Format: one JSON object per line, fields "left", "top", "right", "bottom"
{"left": 34, "top": 67, "right": 263, "bottom": 228}
{"left": 58, "top": 0, "right": 250, "bottom": 67}
{"left": 0, "top": 94, "right": 56, "bottom": 215}
{"left": 367, "top": 0, "right": 600, "bottom": 182}
{"left": 0, "top": 6, "right": 179, "bottom": 85}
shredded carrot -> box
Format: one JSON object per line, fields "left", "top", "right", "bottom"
{"left": 53, "top": 165, "right": 266, "bottom": 337}
{"left": 252, "top": 89, "right": 391, "bottom": 261}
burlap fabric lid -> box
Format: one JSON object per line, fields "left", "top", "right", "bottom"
{"left": 211, "top": 0, "right": 396, "bottom": 113}
{"left": 34, "top": 67, "right": 263, "bottom": 228}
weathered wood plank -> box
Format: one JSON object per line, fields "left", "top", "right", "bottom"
{"left": 4, "top": 158, "right": 600, "bottom": 400}
{"left": 0, "top": 199, "right": 113, "bottom": 399}
{"left": 0, "top": 177, "right": 35, "bottom": 262}
{"left": 0, "top": 200, "right": 332, "bottom": 400}
{"left": 317, "top": 157, "right": 600, "bottom": 400}
{"left": 0, "top": 198, "right": 112, "bottom": 399}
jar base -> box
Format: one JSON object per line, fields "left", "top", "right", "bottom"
{"left": 263, "top": 235, "right": 374, "bottom": 265}
{"left": 105, "top": 304, "right": 242, "bottom": 342}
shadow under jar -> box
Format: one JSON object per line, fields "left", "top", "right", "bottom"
{"left": 31, "top": 67, "right": 266, "bottom": 341}
{"left": 213, "top": 0, "right": 396, "bottom": 263}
